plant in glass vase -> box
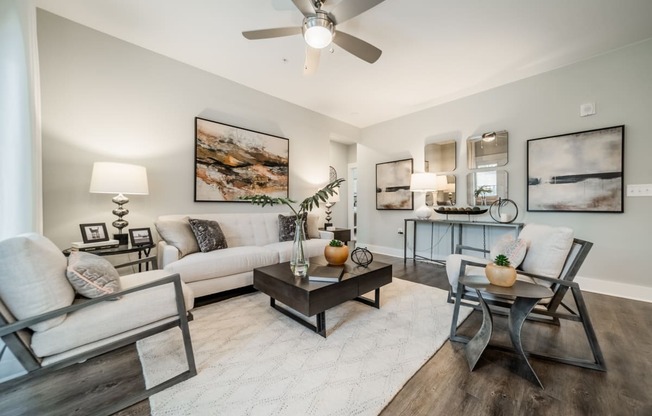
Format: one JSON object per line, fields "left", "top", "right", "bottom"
{"left": 242, "top": 178, "right": 344, "bottom": 277}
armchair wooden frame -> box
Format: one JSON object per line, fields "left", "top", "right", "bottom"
{"left": 448, "top": 238, "right": 606, "bottom": 372}
{"left": 0, "top": 257, "right": 197, "bottom": 416}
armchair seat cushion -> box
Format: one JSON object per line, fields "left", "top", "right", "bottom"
{"left": 31, "top": 270, "right": 194, "bottom": 357}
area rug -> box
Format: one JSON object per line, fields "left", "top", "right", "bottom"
{"left": 137, "top": 278, "right": 471, "bottom": 416}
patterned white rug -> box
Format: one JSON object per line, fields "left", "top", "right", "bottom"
{"left": 137, "top": 278, "right": 471, "bottom": 416}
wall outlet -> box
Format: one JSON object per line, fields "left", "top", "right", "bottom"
{"left": 627, "top": 184, "right": 652, "bottom": 196}
{"left": 397, "top": 228, "right": 403, "bottom": 235}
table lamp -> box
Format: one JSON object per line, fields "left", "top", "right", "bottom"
{"left": 323, "top": 191, "right": 340, "bottom": 229}
{"left": 89, "top": 162, "right": 149, "bottom": 245}
{"left": 410, "top": 172, "right": 438, "bottom": 219}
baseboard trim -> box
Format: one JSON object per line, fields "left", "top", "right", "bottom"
{"left": 360, "top": 242, "right": 652, "bottom": 303}
{"left": 575, "top": 276, "right": 652, "bottom": 303}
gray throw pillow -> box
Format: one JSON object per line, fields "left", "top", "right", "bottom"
{"left": 278, "top": 214, "right": 308, "bottom": 242}
{"left": 188, "top": 218, "right": 228, "bottom": 252}
{"left": 66, "top": 251, "right": 121, "bottom": 299}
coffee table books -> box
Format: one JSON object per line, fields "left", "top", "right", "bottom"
{"left": 308, "top": 264, "right": 344, "bottom": 282}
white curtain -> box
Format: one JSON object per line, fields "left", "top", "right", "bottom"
{"left": 0, "top": 0, "right": 42, "bottom": 240}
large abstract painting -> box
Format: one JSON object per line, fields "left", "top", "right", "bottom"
{"left": 527, "top": 125, "right": 624, "bottom": 212}
{"left": 376, "top": 158, "right": 413, "bottom": 210}
{"left": 195, "top": 117, "right": 289, "bottom": 202}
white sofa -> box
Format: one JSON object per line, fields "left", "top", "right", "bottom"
{"left": 155, "top": 213, "right": 333, "bottom": 298}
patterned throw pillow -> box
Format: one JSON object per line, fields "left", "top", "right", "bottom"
{"left": 66, "top": 251, "right": 121, "bottom": 298}
{"left": 278, "top": 214, "right": 308, "bottom": 242}
{"left": 188, "top": 218, "right": 228, "bottom": 252}
{"left": 489, "top": 234, "right": 528, "bottom": 268}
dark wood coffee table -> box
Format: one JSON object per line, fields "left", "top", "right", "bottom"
{"left": 253, "top": 257, "right": 392, "bottom": 337}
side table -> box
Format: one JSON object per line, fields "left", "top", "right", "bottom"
{"left": 458, "top": 275, "right": 553, "bottom": 388}
{"left": 318, "top": 227, "right": 351, "bottom": 244}
{"left": 63, "top": 244, "right": 155, "bottom": 272}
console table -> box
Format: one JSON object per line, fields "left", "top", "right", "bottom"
{"left": 403, "top": 218, "right": 523, "bottom": 264}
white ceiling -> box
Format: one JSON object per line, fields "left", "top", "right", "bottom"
{"left": 35, "top": 0, "right": 652, "bottom": 128}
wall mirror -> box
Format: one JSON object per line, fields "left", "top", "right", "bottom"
{"left": 467, "top": 170, "right": 508, "bottom": 206}
{"left": 425, "top": 175, "right": 456, "bottom": 206}
{"left": 467, "top": 130, "right": 508, "bottom": 169}
{"left": 425, "top": 141, "right": 456, "bottom": 172}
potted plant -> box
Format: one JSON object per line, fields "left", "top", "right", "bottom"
{"left": 242, "top": 178, "right": 344, "bottom": 276}
{"left": 485, "top": 254, "right": 517, "bottom": 287}
{"left": 474, "top": 185, "right": 491, "bottom": 206}
{"left": 324, "top": 239, "right": 348, "bottom": 265}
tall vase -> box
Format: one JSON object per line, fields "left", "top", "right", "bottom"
{"left": 290, "top": 218, "right": 309, "bottom": 277}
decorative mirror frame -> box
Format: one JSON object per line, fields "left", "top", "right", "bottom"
{"left": 467, "top": 170, "right": 508, "bottom": 206}
{"left": 467, "top": 130, "right": 508, "bottom": 169}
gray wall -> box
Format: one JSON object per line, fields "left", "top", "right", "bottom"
{"left": 37, "top": 10, "right": 359, "bottom": 249}
{"left": 357, "top": 38, "right": 652, "bottom": 298}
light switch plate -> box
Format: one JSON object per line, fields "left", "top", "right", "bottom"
{"left": 627, "top": 184, "right": 652, "bottom": 197}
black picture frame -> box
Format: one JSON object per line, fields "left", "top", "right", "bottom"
{"left": 527, "top": 125, "right": 624, "bottom": 213}
{"left": 79, "top": 223, "right": 109, "bottom": 243}
{"left": 194, "top": 117, "right": 290, "bottom": 202}
{"left": 376, "top": 158, "right": 414, "bottom": 210}
{"left": 129, "top": 227, "right": 153, "bottom": 246}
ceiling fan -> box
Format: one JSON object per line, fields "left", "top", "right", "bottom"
{"left": 242, "top": 0, "right": 386, "bottom": 74}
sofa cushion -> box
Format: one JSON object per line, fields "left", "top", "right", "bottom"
{"left": 66, "top": 251, "right": 121, "bottom": 298}
{"left": 0, "top": 233, "right": 74, "bottom": 332}
{"left": 489, "top": 235, "right": 527, "bottom": 269}
{"left": 155, "top": 217, "right": 199, "bottom": 258}
{"left": 518, "top": 224, "right": 574, "bottom": 278}
{"left": 31, "top": 270, "right": 193, "bottom": 358}
{"left": 164, "top": 246, "right": 279, "bottom": 283}
{"left": 188, "top": 218, "right": 228, "bottom": 252}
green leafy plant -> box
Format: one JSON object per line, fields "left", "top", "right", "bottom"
{"left": 329, "top": 239, "right": 344, "bottom": 247}
{"left": 474, "top": 185, "right": 492, "bottom": 198}
{"left": 241, "top": 178, "right": 345, "bottom": 217}
{"left": 493, "top": 254, "right": 511, "bottom": 267}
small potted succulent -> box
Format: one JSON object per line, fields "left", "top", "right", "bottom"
{"left": 324, "top": 239, "right": 349, "bottom": 266}
{"left": 485, "top": 254, "right": 517, "bottom": 287}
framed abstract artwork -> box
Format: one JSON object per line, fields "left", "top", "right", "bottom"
{"left": 527, "top": 125, "right": 624, "bottom": 212}
{"left": 376, "top": 158, "right": 414, "bottom": 210}
{"left": 195, "top": 117, "right": 289, "bottom": 202}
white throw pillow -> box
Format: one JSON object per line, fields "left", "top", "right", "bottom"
{"left": 306, "top": 213, "right": 320, "bottom": 239}
{"left": 66, "top": 251, "right": 121, "bottom": 298}
{"left": 0, "top": 233, "right": 74, "bottom": 331}
{"left": 155, "top": 217, "right": 200, "bottom": 258}
{"left": 490, "top": 234, "right": 527, "bottom": 268}
{"left": 446, "top": 254, "right": 492, "bottom": 289}
{"left": 518, "top": 224, "right": 574, "bottom": 278}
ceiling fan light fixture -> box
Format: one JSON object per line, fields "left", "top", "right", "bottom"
{"left": 303, "top": 14, "right": 334, "bottom": 49}
{"left": 482, "top": 132, "right": 497, "bottom": 142}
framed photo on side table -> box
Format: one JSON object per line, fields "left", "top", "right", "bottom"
{"left": 527, "top": 125, "right": 624, "bottom": 213}
{"left": 129, "top": 228, "right": 154, "bottom": 246}
{"left": 79, "top": 223, "right": 109, "bottom": 244}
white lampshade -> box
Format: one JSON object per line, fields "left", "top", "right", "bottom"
{"left": 410, "top": 173, "right": 438, "bottom": 192}
{"left": 436, "top": 175, "right": 448, "bottom": 190}
{"left": 89, "top": 162, "right": 149, "bottom": 195}
{"left": 328, "top": 192, "right": 340, "bottom": 203}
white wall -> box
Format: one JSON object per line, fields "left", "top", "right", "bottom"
{"left": 357, "top": 39, "right": 652, "bottom": 299}
{"left": 37, "top": 10, "right": 359, "bottom": 249}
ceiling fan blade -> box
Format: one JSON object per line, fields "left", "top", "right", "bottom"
{"left": 330, "top": 0, "right": 386, "bottom": 24}
{"left": 291, "top": 0, "right": 316, "bottom": 17}
{"left": 333, "top": 31, "right": 382, "bottom": 63}
{"left": 303, "top": 46, "right": 321, "bottom": 75}
{"left": 242, "top": 27, "right": 302, "bottom": 40}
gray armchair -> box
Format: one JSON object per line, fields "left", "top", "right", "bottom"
{"left": 0, "top": 233, "right": 197, "bottom": 415}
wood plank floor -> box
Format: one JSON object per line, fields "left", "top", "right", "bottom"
{"left": 1, "top": 254, "right": 651, "bottom": 415}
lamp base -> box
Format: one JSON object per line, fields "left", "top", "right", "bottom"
{"left": 113, "top": 233, "right": 129, "bottom": 246}
{"left": 415, "top": 205, "right": 433, "bottom": 220}
{"left": 323, "top": 222, "right": 333, "bottom": 229}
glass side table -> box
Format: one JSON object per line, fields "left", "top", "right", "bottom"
{"left": 458, "top": 274, "right": 553, "bottom": 388}
{"left": 63, "top": 244, "right": 155, "bottom": 272}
